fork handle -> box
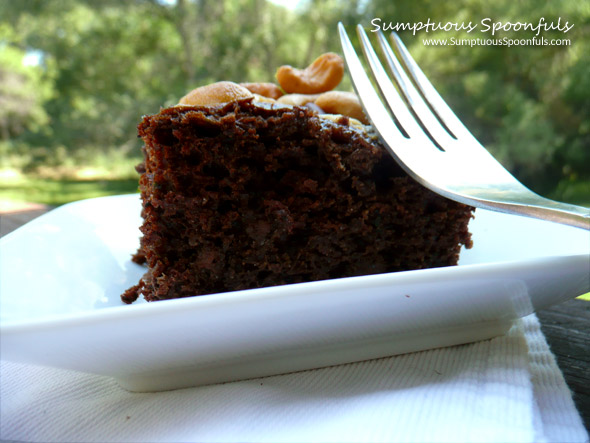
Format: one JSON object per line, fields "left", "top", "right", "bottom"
{"left": 483, "top": 198, "right": 590, "bottom": 231}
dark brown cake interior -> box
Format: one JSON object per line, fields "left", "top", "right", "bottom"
{"left": 122, "top": 98, "right": 473, "bottom": 303}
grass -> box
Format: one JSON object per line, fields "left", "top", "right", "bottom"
{"left": 0, "top": 173, "right": 139, "bottom": 207}
{"left": 0, "top": 148, "right": 142, "bottom": 207}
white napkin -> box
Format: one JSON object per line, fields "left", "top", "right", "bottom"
{"left": 1, "top": 314, "right": 587, "bottom": 443}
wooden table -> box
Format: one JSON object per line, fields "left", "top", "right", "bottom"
{"left": 1, "top": 206, "right": 588, "bottom": 431}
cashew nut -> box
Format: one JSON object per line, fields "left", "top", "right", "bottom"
{"left": 277, "top": 93, "right": 321, "bottom": 107}
{"left": 179, "top": 81, "right": 253, "bottom": 106}
{"left": 315, "top": 91, "right": 369, "bottom": 124}
{"left": 240, "top": 82, "right": 284, "bottom": 100}
{"left": 276, "top": 53, "right": 344, "bottom": 94}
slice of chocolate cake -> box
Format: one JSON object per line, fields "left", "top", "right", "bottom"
{"left": 122, "top": 54, "right": 473, "bottom": 304}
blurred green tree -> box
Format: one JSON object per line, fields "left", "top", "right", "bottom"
{"left": 0, "top": 25, "right": 52, "bottom": 140}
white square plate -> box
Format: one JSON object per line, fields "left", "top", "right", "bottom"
{"left": 1, "top": 194, "right": 588, "bottom": 391}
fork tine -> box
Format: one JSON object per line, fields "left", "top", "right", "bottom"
{"left": 389, "top": 32, "right": 475, "bottom": 142}
{"left": 337, "top": 23, "right": 408, "bottom": 143}
{"left": 373, "top": 29, "right": 457, "bottom": 150}
{"left": 354, "top": 25, "right": 430, "bottom": 143}
{"left": 340, "top": 22, "right": 449, "bottom": 187}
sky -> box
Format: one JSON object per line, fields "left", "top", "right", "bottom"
{"left": 267, "top": 0, "right": 303, "bottom": 10}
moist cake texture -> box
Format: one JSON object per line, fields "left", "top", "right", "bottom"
{"left": 122, "top": 98, "right": 473, "bottom": 303}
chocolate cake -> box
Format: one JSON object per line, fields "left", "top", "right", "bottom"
{"left": 122, "top": 55, "right": 473, "bottom": 304}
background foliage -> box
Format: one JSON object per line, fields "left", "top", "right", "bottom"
{"left": 1, "top": 0, "right": 589, "bottom": 204}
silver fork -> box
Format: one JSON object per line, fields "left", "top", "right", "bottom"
{"left": 338, "top": 23, "right": 590, "bottom": 230}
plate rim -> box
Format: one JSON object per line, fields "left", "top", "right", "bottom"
{"left": 1, "top": 251, "right": 587, "bottom": 331}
